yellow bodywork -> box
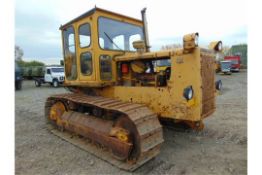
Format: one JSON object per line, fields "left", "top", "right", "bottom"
{"left": 97, "top": 49, "right": 215, "bottom": 122}
{"left": 60, "top": 7, "right": 217, "bottom": 123}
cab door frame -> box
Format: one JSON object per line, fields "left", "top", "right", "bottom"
{"left": 75, "top": 18, "right": 96, "bottom": 81}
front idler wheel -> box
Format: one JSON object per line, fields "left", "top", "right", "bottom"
{"left": 49, "top": 101, "right": 66, "bottom": 127}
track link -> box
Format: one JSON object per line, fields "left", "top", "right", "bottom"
{"left": 45, "top": 93, "right": 164, "bottom": 171}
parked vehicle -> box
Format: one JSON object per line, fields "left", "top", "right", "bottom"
{"left": 15, "top": 62, "right": 23, "bottom": 90}
{"left": 224, "top": 55, "right": 241, "bottom": 72}
{"left": 220, "top": 60, "right": 232, "bottom": 75}
{"left": 34, "top": 66, "right": 65, "bottom": 87}
{"left": 22, "top": 66, "right": 45, "bottom": 79}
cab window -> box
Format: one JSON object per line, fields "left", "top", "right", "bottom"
{"left": 129, "top": 34, "right": 142, "bottom": 51}
{"left": 99, "top": 38, "right": 105, "bottom": 48}
{"left": 79, "top": 23, "right": 91, "bottom": 48}
{"left": 81, "top": 52, "right": 92, "bottom": 75}
{"left": 63, "top": 26, "right": 77, "bottom": 80}
{"left": 112, "top": 35, "right": 124, "bottom": 50}
{"left": 98, "top": 17, "right": 144, "bottom": 51}
{"left": 100, "top": 55, "right": 112, "bottom": 80}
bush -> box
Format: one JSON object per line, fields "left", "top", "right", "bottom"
{"left": 16, "top": 60, "right": 45, "bottom": 67}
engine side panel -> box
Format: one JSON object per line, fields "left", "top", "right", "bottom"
{"left": 96, "top": 48, "right": 211, "bottom": 122}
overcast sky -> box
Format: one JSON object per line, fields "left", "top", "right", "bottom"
{"left": 15, "top": 0, "right": 247, "bottom": 64}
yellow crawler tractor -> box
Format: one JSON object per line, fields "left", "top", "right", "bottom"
{"left": 45, "top": 7, "right": 222, "bottom": 171}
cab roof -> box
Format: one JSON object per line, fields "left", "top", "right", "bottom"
{"left": 60, "top": 7, "right": 142, "bottom": 30}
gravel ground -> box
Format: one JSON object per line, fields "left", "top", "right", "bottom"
{"left": 15, "top": 71, "right": 247, "bottom": 175}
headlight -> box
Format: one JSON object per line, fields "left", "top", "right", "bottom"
{"left": 194, "top": 34, "right": 199, "bottom": 46}
{"left": 183, "top": 86, "right": 194, "bottom": 100}
{"left": 218, "top": 42, "right": 222, "bottom": 51}
{"left": 208, "top": 41, "right": 222, "bottom": 52}
{"left": 215, "top": 80, "right": 222, "bottom": 91}
{"left": 183, "top": 32, "right": 199, "bottom": 50}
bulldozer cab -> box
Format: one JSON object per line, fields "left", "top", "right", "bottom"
{"left": 60, "top": 7, "right": 144, "bottom": 87}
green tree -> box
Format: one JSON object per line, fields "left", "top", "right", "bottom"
{"left": 15, "top": 45, "right": 24, "bottom": 61}
{"left": 222, "top": 45, "right": 231, "bottom": 55}
{"left": 16, "top": 60, "right": 45, "bottom": 67}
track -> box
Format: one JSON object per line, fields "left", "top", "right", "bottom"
{"left": 45, "top": 93, "right": 164, "bottom": 171}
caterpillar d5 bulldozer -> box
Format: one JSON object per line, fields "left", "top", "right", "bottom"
{"left": 45, "top": 7, "right": 222, "bottom": 171}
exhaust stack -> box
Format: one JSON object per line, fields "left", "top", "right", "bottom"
{"left": 141, "top": 8, "right": 150, "bottom": 52}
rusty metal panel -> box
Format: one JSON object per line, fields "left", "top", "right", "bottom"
{"left": 200, "top": 55, "right": 215, "bottom": 117}
{"left": 60, "top": 111, "right": 133, "bottom": 160}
